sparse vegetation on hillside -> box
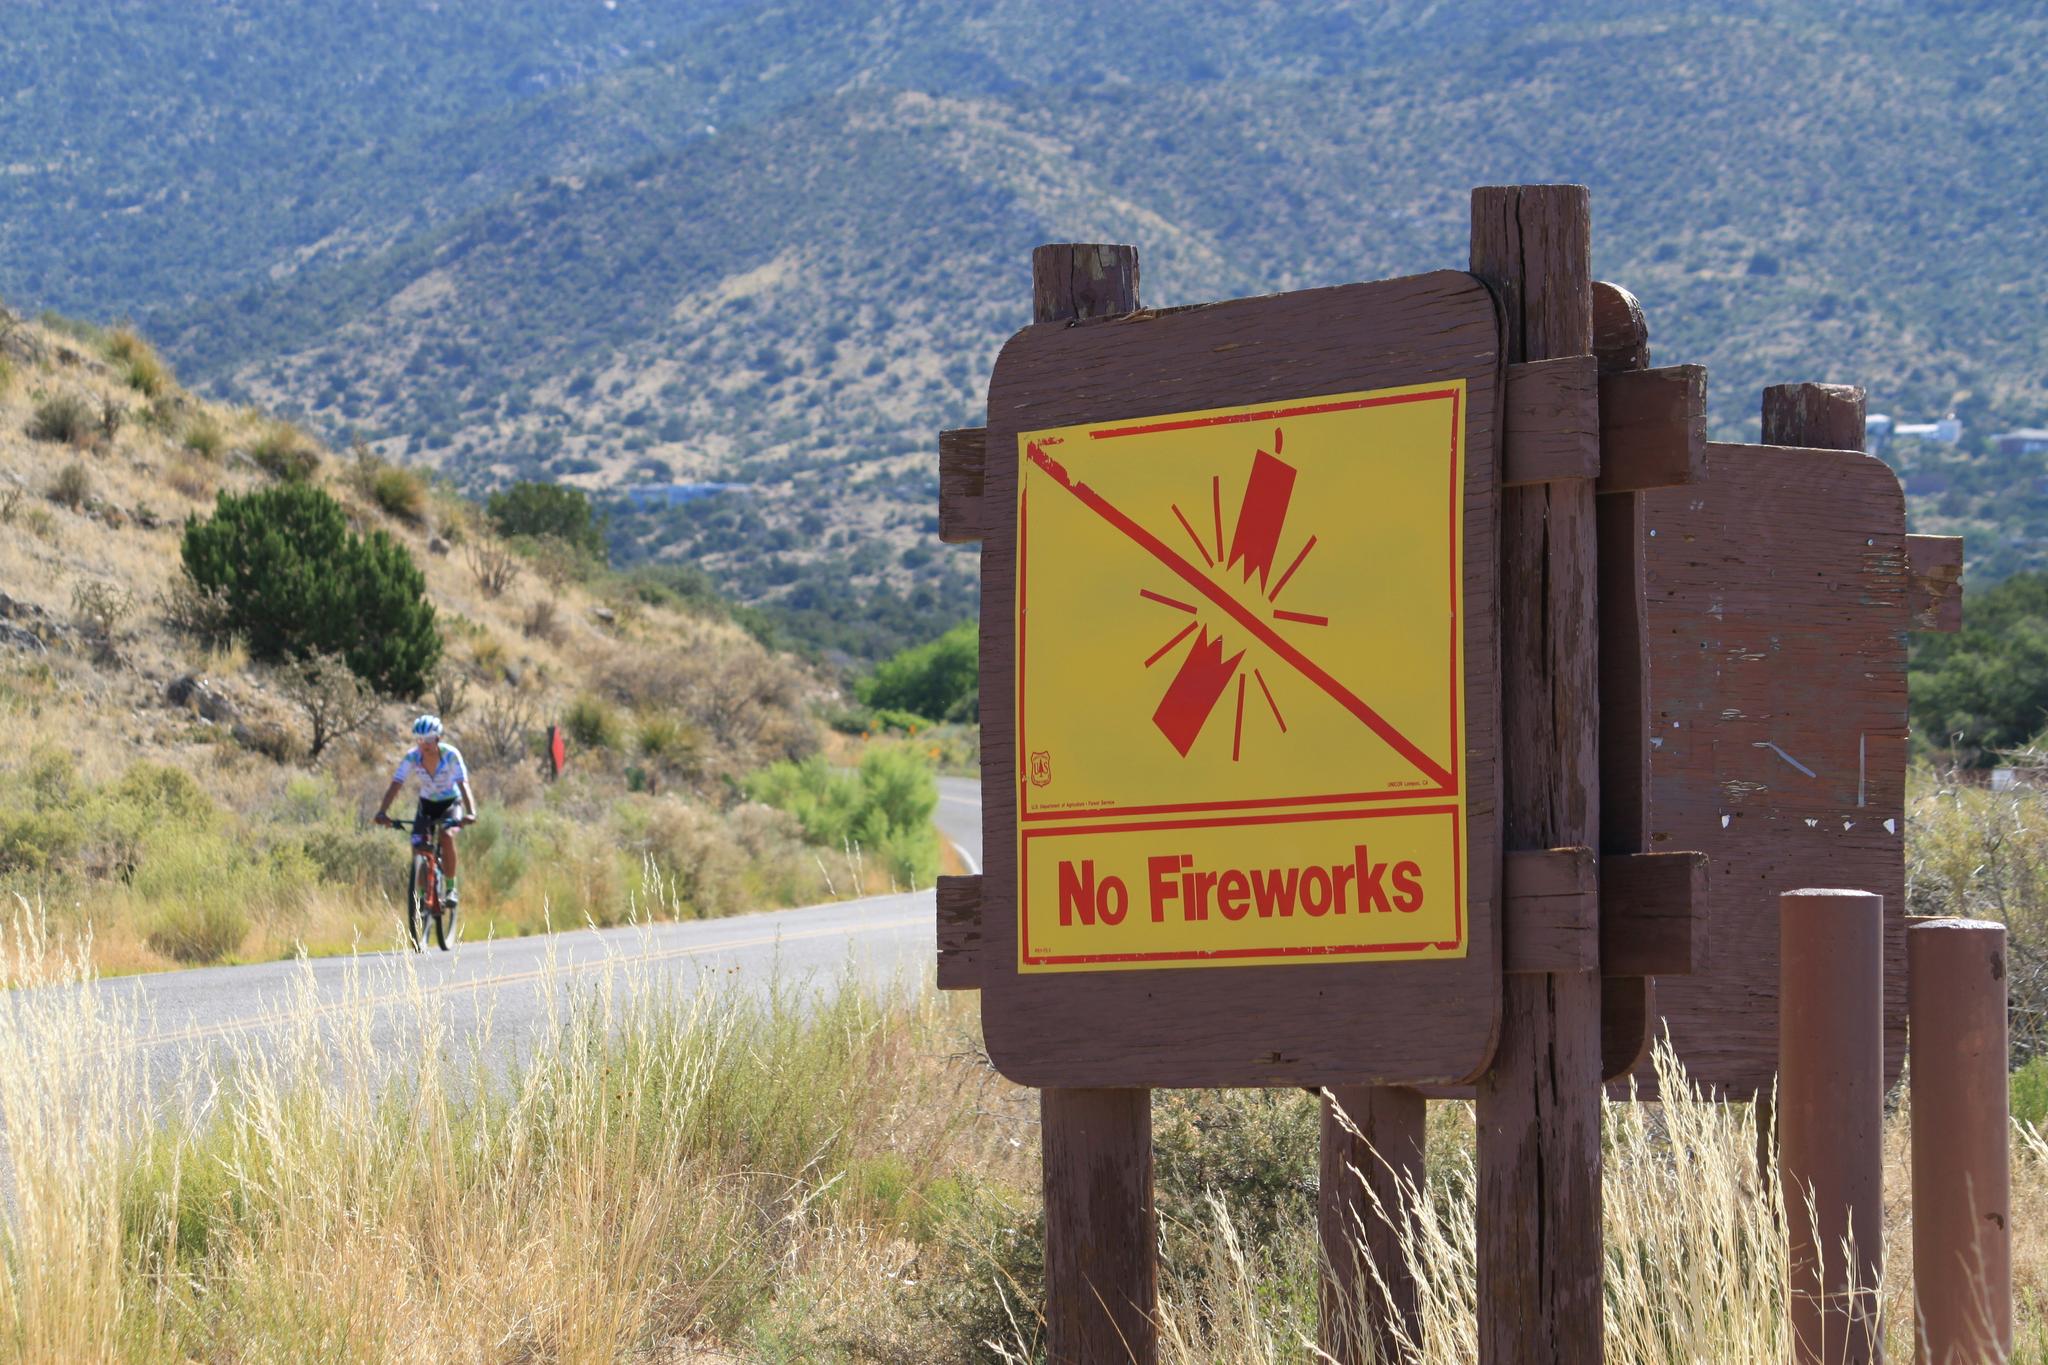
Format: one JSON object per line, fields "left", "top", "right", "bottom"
{"left": 180, "top": 482, "right": 442, "bottom": 696}
{"left": 0, "top": 310, "right": 932, "bottom": 973}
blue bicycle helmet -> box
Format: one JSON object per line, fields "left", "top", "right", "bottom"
{"left": 412, "top": 714, "right": 444, "bottom": 739}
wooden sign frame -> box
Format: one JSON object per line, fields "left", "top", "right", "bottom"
{"left": 975, "top": 271, "right": 1506, "bottom": 1091}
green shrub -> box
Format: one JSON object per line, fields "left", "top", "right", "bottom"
{"left": 858, "top": 621, "right": 977, "bottom": 722}
{"left": 485, "top": 481, "right": 608, "bottom": 564}
{"left": 181, "top": 482, "right": 441, "bottom": 695}
{"left": 564, "top": 693, "right": 623, "bottom": 750}
{"left": 182, "top": 414, "right": 226, "bottom": 461}
{"left": 370, "top": 464, "right": 428, "bottom": 522}
{"left": 106, "top": 327, "right": 172, "bottom": 397}
{"left": 2015, "top": 1056, "right": 2048, "bottom": 1130}
{"left": 29, "top": 392, "right": 96, "bottom": 445}
{"left": 248, "top": 423, "right": 319, "bottom": 481}
{"left": 745, "top": 745, "right": 938, "bottom": 886}
{"left": 47, "top": 460, "right": 92, "bottom": 509}
{"left": 142, "top": 897, "right": 250, "bottom": 964}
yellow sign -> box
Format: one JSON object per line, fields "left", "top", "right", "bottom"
{"left": 1015, "top": 382, "right": 1468, "bottom": 972}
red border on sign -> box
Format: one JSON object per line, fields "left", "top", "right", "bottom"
{"left": 1020, "top": 804, "right": 1465, "bottom": 966}
{"left": 1017, "top": 388, "right": 1464, "bottom": 821}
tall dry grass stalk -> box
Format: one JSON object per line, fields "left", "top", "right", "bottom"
{"left": 0, "top": 891, "right": 2040, "bottom": 1362}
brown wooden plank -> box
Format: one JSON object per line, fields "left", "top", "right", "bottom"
{"left": 935, "top": 873, "right": 982, "bottom": 990}
{"left": 1762, "top": 381, "right": 1865, "bottom": 451}
{"left": 1600, "top": 851, "right": 1707, "bottom": 977}
{"left": 1470, "top": 182, "right": 1606, "bottom": 1365}
{"left": 1907, "top": 533, "right": 1964, "bottom": 633}
{"left": 1320, "top": 1085, "right": 1425, "bottom": 1362}
{"left": 1503, "top": 356, "right": 1599, "bottom": 486}
{"left": 1042, "top": 1086, "right": 1156, "bottom": 1365}
{"left": 1591, "top": 281, "right": 1650, "bottom": 375}
{"left": 937, "top": 427, "right": 986, "bottom": 544}
{"left": 976, "top": 267, "right": 1503, "bottom": 1090}
{"left": 1634, "top": 440, "right": 1909, "bottom": 1099}
{"left": 1593, "top": 287, "right": 1659, "bottom": 1085}
{"left": 1503, "top": 847, "right": 1598, "bottom": 973}
{"left": 1026, "top": 244, "right": 1158, "bottom": 1365}
{"left": 1597, "top": 364, "right": 1705, "bottom": 493}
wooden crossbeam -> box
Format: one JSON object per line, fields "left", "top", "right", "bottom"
{"left": 1907, "top": 533, "right": 1963, "bottom": 632}
{"left": 936, "top": 874, "right": 983, "bottom": 989}
{"left": 938, "top": 427, "right": 987, "bottom": 544}
{"left": 1597, "top": 364, "right": 1706, "bottom": 493}
{"left": 1499, "top": 848, "right": 1707, "bottom": 976}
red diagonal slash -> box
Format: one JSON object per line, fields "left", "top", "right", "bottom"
{"left": 1027, "top": 441, "right": 1455, "bottom": 791}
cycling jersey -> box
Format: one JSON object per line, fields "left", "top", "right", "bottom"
{"left": 391, "top": 743, "right": 469, "bottom": 802}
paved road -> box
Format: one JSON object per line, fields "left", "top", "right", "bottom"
{"left": 83, "top": 775, "right": 982, "bottom": 1088}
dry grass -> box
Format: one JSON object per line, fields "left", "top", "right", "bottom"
{"left": 0, "top": 907, "right": 2039, "bottom": 1363}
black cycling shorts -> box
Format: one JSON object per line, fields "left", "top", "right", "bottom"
{"left": 412, "top": 797, "right": 460, "bottom": 845}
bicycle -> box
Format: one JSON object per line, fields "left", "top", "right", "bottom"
{"left": 387, "top": 815, "right": 463, "bottom": 951}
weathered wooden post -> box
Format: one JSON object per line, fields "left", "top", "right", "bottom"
{"left": 1469, "top": 183, "right": 1607, "bottom": 1363}
{"left": 1780, "top": 888, "right": 1886, "bottom": 1365}
{"left": 1027, "top": 242, "right": 1160, "bottom": 1365}
{"left": 1909, "top": 917, "right": 2013, "bottom": 1365}
{"left": 1318, "top": 1085, "right": 1424, "bottom": 1359}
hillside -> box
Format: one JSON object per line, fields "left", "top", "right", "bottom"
{"left": 0, "top": 306, "right": 946, "bottom": 975}
{"left": 7, "top": 1, "right": 2046, "bottom": 623}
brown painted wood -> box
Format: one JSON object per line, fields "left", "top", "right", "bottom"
{"left": 1763, "top": 381, "right": 1866, "bottom": 452}
{"left": 936, "top": 874, "right": 982, "bottom": 989}
{"left": 1320, "top": 1085, "right": 1425, "bottom": 1363}
{"left": 1632, "top": 440, "right": 1910, "bottom": 1098}
{"left": 1906, "top": 534, "right": 1963, "bottom": 633}
{"left": 1599, "top": 851, "right": 1707, "bottom": 977}
{"left": 1043, "top": 1086, "right": 1157, "bottom": 1365}
{"left": 1503, "top": 357, "right": 1599, "bottom": 486}
{"left": 938, "top": 427, "right": 987, "bottom": 544}
{"left": 1470, "top": 183, "right": 1606, "bottom": 1365}
{"left": 1597, "top": 365, "right": 1706, "bottom": 493}
{"left": 1593, "top": 285, "right": 1659, "bottom": 1086}
{"left": 1026, "top": 244, "right": 1159, "bottom": 1365}
{"left": 1031, "top": 243, "right": 1140, "bottom": 324}
{"left": 1591, "top": 281, "right": 1650, "bottom": 375}
{"left": 1503, "top": 847, "right": 1598, "bottom": 973}
{"left": 977, "top": 267, "right": 1504, "bottom": 1090}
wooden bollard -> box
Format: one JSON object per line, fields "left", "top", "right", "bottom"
{"left": 1780, "top": 889, "right": 1886, "bottom": 1365}
{"left": 1028, "top": 240, "right": 1158, "bottom": 1365}
{"left": 1319, "top": 1086, "right": 1425, "bottom": 1361}
{"left": 1909, "top": 918, "right": 2012, "bottom": 1365}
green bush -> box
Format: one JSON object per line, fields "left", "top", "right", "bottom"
{"left": 29, "top": 392, "right": 96, "bottom": 445}
{"left": 2015, "top": 1056, "right": 2048, "bottom": 1131}
{"left": 369, "top": 464, "right": 428, "bottom": 522}
{"left": 106, "top": 326, "right": 172, "bottom": 397}
{"left": 47, "top": 460, "right": 92, "bottom": 509}
{"left": 485, "top": 481, "right": 608, "bottom": 564}
{"left": 745, "top": 745, "right": 938, "bottom": 886}
{"left": 181, "top": 482, "right": 440, "bottom": 695}
{"left": 1911, "top": 571, "right": 2048, "bottom": 762}
{"left": 857, "top": 621, "right": 977, "bottom": 722}
{"left": 182, "top": 414, "right": 226, "bottom": 461}
{"left": 248, "top": 422, "right": 319, "bottom": 481}
{"left": 564, "top": 693, "right": 623, "bottom": 750}
{"left": 142, "top": 897, "right": 250, "bottom": 964}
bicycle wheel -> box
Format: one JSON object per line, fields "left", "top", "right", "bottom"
{"left": 431, "top": 878, "right": 453, "bottom": 951}
{"left": 405, "top": 853, "right": 430, "bottom": 950}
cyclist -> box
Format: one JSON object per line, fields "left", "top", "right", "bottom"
{"left": 372, "top": 714, "right": 477, "bottom": 911}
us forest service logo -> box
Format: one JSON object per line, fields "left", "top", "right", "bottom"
{"left": 1014, "top": 383, "right": 1468, "bottom": 973}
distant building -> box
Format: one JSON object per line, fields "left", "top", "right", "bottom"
{"left": 1866, "top": 413, "right": 1893, "bottom": 452}
{"left": 1993, "top": 428, "right": 2048, "bottom": 457}
{"left": 1892, "top": 412, "right": 1964, "bottom": 445}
